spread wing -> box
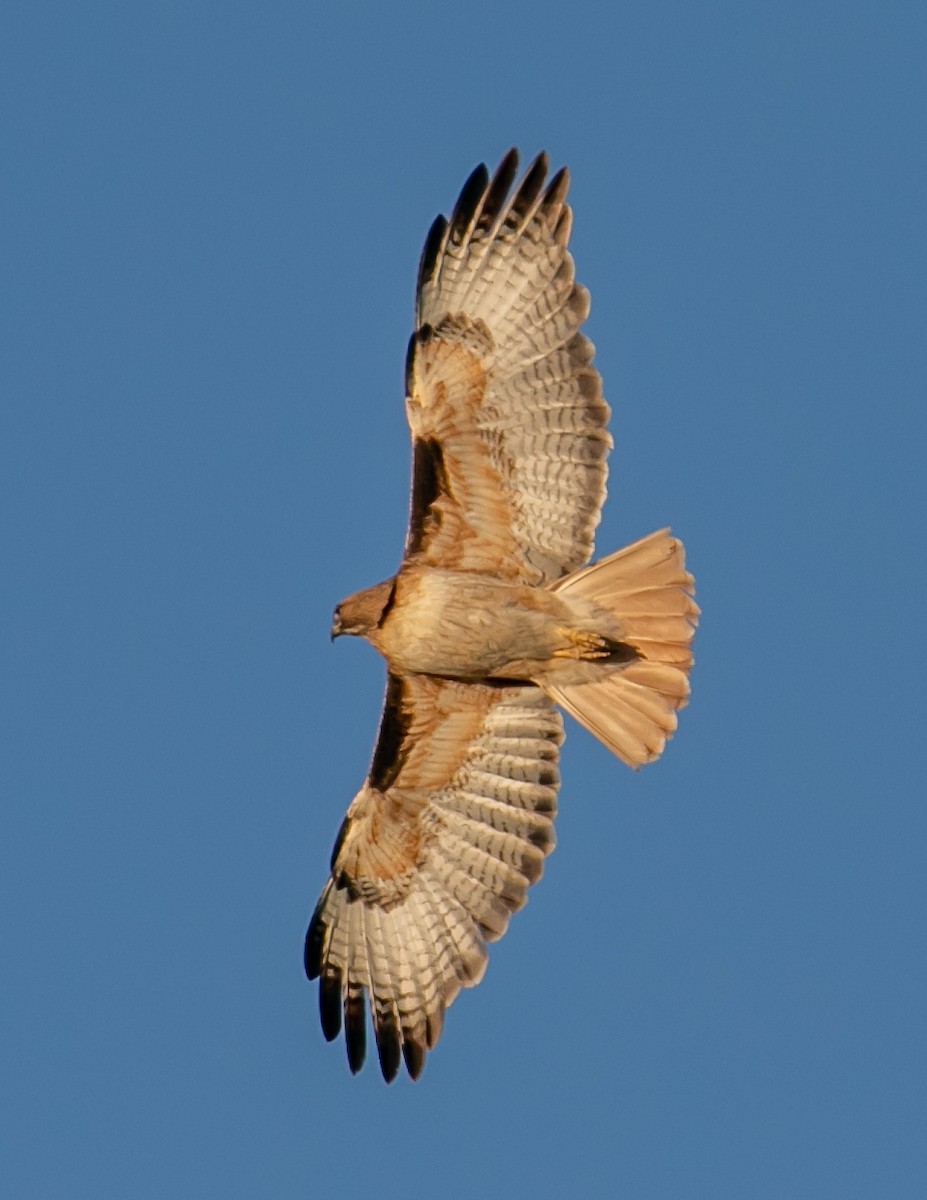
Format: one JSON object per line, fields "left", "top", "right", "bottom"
{"left": 404, "top": 149, "right": 611, "bottom": 584}
{"left": 305, "top": 676, "right": 563, "bottom": 1082}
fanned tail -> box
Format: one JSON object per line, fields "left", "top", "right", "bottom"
{"left": 546, "top": 529, "right": 698, "bottom": 768}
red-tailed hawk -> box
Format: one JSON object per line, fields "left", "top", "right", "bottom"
{"left": 305, "top": 150, "right": 698, "bottom": 1082}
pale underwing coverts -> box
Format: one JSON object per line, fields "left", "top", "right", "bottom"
{"left": 305, "top": 150, "right": 698, "bottom": 1082}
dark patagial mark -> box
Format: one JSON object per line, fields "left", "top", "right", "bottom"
{"left": 406, "top": 435, "right": 450, "bottom": 557}
{"left": 368, "top": 674, "right": 412, "bottom": 792}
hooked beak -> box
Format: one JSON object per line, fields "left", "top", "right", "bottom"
{"left": 330, "top": 611, "right": 343, "bottom": 642}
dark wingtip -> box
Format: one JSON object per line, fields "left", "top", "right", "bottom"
{"left": 510, "top": 151, "right": 549, "bottom": 222}
{"left": 319, "top": 966, "right": 343, "bottom": 1042}
{"left": 495, "top": 146, "right": 520, "bottom": 184}
{"left": 543, "top": 164, "right": 570, "bottom": 208}
{"left": 402, "top": 1038, "right": 426, "bottom": 1082}
{"left": 425, "top": 1005, "right": 445, "bottom": 1050}
{"left": 481, "top": 148, "right": 520, "bottom": 225}
{"left": 303, "top": 892, "right": 328, "bottom": 980}
{"left": 416, "top": 213, "right": 447, "bottom": 297}
{"left": 345, "top": 984, "right": 367, "bottom": 1074}
{"left": 524, "top": 149, "right": 550, "bottom": 185}
{"left": 374, "top": 1010, "right": 402, "bottom": 1083}
{"left": 449, "top": 161, "right": 490, "bottom": 239}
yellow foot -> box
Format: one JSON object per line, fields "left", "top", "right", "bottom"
{"left": 552, "top": 627, "right": 615, "bottom": 661}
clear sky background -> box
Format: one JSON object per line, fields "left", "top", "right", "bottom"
{"left": 3, "top": 3, "right": 925, "bottom": 1197}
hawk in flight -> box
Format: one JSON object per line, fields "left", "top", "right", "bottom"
{"left": 305, "top": 150, "right": 697, "bottom": 1081}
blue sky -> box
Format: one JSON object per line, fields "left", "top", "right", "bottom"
{"left": 3, "top": 2, "right": 925, "bottom": 1197}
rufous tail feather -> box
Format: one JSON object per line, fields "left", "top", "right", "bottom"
{"left": 546, "top": 529, "right": 698, "bottom": 768}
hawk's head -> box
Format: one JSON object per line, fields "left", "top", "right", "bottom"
{"left": 331, "top": 578, "right": 396, "bottom": 641}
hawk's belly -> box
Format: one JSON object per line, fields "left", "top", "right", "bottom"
{"left": 376, "top": 568, "right": 567, "bottom": 682}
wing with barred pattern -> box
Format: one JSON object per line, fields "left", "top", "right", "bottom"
{"left": 305, "top": 674, "right": 562, "bottom": 1082}
{"left": 404, "top": 149, "right": 611, "bottom": 584}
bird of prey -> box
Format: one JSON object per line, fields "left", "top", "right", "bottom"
{"left": 305, "top": 149, "right": 697, "bottom": 1082}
